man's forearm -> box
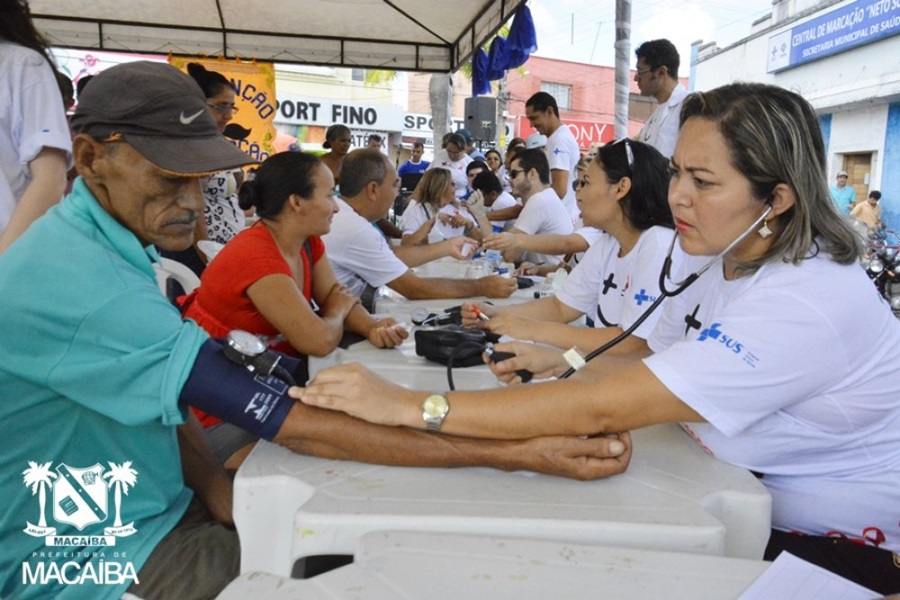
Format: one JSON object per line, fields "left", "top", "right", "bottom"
{"left": 391, "top": 275, "right": 486, "bottom": 300}
{"left": 274, "top": 403, "right": 526, "bottom": 471}
{"left": 178, "top": 413, "right": 234, "bottom": 524}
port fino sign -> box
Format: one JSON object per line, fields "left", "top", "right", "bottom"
{"left": 767, "top": 0, "right": 900, "bottom": 72}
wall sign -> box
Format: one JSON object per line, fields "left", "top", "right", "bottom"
{"left": 768, "top": 0, "right": 900, "bottom": 72}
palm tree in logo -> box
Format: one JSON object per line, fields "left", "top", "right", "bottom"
{"left": 22, "top": 461, "right": 57, "bottom": 527}
{"left": 103, "top": 461, "right": 138, "bottom": 527}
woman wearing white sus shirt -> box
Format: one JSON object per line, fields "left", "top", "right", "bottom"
{"left": 462, "top": 138, "right": 678, "bottom": 363}
{"left": 297, "top": 83, "right": 900, "bottom": 593}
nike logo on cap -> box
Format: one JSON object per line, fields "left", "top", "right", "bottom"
{"left": 180, "top": 109, "right": 206, "bottom": 125}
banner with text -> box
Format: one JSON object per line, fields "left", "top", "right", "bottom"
{"left": 169, "top": 56, "right": 277, "bottom": 162}
{"left": 767, "top": 0, "right": 900, "bottom": 72}
{"left": 518, "top": 117, "right": 616, "bottom": 150}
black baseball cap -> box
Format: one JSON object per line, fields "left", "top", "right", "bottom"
{"left": 71, "top": 61, "right": 257, "bottom": 175}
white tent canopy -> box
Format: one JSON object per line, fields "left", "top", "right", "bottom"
{"left": 31, "top": 0, "right": 526, "bottom": 73}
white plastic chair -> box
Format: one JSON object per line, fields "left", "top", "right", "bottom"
{"left": 153, "top": 257, "right": 200, "bottom": 295}
{"left": 196, "top": 240, "right": 225, "bottom": 263}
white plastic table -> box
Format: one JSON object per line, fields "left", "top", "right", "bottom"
{"left": 233, "top": 423, "right": 771, "bottom": 577}
{"left": 371, "top": 256, "right": 547, "bottom": 322}
{"left": 219, "top": 531, "right": 770, "bottom": 599}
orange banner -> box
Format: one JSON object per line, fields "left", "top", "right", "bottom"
{"left": 169, "top": 56, "right": 277, "bottom": 162}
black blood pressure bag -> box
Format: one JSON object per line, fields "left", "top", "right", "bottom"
{"left": 414, "top": 326, "right": 498, "bottom": 367}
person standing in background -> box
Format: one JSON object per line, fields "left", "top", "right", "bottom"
{"left": 398, "top": 141, "right": 430, "bottom": 177}
{"left": 851, "top": 190, "right": 882, "bottom": 230}
{"left": 427, "top": 132, "right": 473, "bottom": 199}
{"left": 0, "top": 0, "right": 72, "bottom": 253}
{"left": 525, "top": 92, "right": 580, "bottom": 224}
{"left": 161, "top": 62, "right": 250, "bottom": 275}
{"left": 634, "top": 39, "right": 687, "bottom": 159}
{"left": 366, "top": 133, "right": 383, "bottom": 150}
{"left": 829, "top": 170, "right": 857, "bottom": 214}
{"left": 320, "top": 124, "right": 353, "bottom": 186}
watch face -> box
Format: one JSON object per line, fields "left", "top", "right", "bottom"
{"left": 423, "top": 394, "right": 449, "bottom": 418}
{"left": 227, "top": 330, "right": 266, "bottom": 357}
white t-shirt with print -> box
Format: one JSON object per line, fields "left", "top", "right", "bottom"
{"left": 323, "top": 197, "right": 409, "bottom": 297}
{"left": 556, "top": 226, "right": 676, "bottom": 339}
{"left": 487, "top": 190, "right": 519, "bottom": 230}
{"left": 400, "top": 200, "right": 476, "bottom": 240}
{"left": 428, "top": 151, "right": 473, "bottom": 199}
{"left": 644, "top": 251, "right": 900, "bottom": 551}
{"left": 546, "top": 124, "right": 580, "bottom": 224}
{"left": 512, "top": 187, "right": 575, "bottom": 266}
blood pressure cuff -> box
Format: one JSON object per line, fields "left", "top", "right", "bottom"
{"left": 179, "top": 338, "right": 300, "bottom": 440}
{"left": 414, "top": 326, "right": 489, "bottom": 367}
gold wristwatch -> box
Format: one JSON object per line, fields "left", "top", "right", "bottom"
{"left": 421, "top": 393, "right": 450, "bottom": 433}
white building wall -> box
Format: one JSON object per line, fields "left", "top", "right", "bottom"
{"left": 828, "top": 105, "right": 887, "bottom": 184}
{"left": 693, "top": 0, "right": 900, "bottom": 194}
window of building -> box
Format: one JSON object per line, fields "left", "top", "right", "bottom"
{"left": 540, "top": 82, "right": 572, "bottom": 111}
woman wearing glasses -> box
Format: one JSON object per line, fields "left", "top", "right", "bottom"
{"left": 163, "top": 63, "right": 247, "bottom": 274}
{"left": 297, "top": 83, "right": 900, "bottom": 593}
{"left": 464, "top": 138, "right": 676, "bottom": 361}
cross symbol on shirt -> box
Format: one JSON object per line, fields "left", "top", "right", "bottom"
{"left": 553, "top": 147, "right": 562, "bottom": 155}
{"left": 684, "top": 304, "right": 702, "bottom": 336}
{"left": 601, "top": 273, "right": 618, "bottom": 295}
{"left": 633, "top": 288, "right": 651, "bottom": 306}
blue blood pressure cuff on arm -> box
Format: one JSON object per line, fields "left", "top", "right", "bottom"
{"left": 179, "top": 338, "right": 303, "bottom": 440}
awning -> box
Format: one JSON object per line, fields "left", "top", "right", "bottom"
{"left": 31, "top": 0, "right": 526, "bottom": 73}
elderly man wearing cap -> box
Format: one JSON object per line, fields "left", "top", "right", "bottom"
{"left": 829, "top": 170, "right": 856, "bottom": 214}
{"left": 0, "top": 61, "right": 630, "bottom": 600}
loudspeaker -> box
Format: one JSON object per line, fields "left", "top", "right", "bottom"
{"left": 464, "top": 96, "right": 497, "bottom": 141}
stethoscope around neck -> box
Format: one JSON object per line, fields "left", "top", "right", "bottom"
{"left": 558, "top": 205, "right": 773, "bottom": 378}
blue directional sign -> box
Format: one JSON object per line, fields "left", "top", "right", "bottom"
{"left": 767, "top": 0, "right": 900, "bottom": 72}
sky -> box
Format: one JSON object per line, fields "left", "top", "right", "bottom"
{"left": 526, "top": 0, "right": 776, "bottom": 67}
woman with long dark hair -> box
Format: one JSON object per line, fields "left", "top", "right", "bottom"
{"left": 182, "top": 151, "right": 407, "bottom": 465}
{"left": 0, "top": 0, "right": 71, "bottom": 252}
{"left": 465, "top": 139, "right": 675, "bottom": 359}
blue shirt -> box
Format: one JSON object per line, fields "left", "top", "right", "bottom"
{"left": 0, "top": 179, "right": 208, "bottom": 599}
{"left": 397, "top": 159, "right": 430, "bottom": 177}
{"left": 829, "top": 185, "right": 856, "bottom": 214}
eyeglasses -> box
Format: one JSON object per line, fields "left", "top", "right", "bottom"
{"left": 614, "top": 138, "right": 634, "bottom": 172}
{"left": 635, "top": 66, "right": 654, "bottom": 78}
{"left": 507, "top": 169, "right": 523, "bottom": 180}
{"left": 207, "top": 102, "right": 239, "bottom": 114}
{"left": 572, "top": 178, "right": 587, "bottom": 192}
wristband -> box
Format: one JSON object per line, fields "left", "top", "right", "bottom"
{"left": 562, "top": 347, "right": 586, "bottom": 371}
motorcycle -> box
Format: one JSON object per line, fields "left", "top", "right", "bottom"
{"left": 860, "top": 226, "right": 900, "bottom": 317}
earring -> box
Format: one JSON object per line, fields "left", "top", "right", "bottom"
{"left": 758, "top": 219, "right": 772, "bottom": 239}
